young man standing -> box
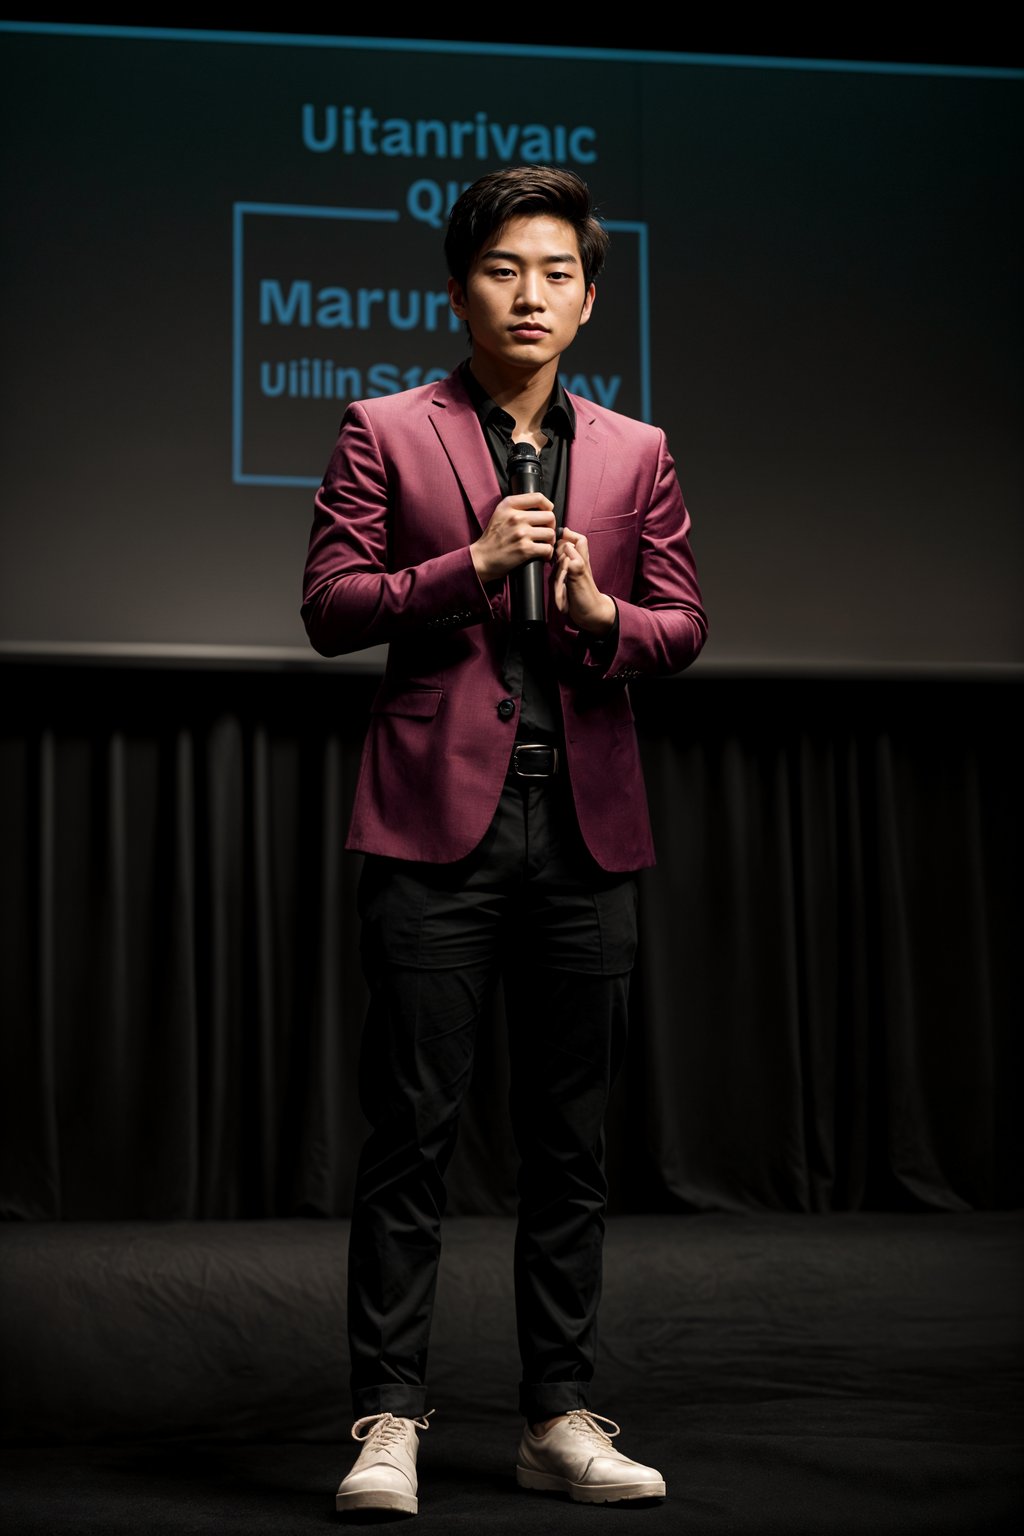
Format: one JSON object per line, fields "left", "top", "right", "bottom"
{"left": 301, "top": 165, "right": 707, "bottom": 1516}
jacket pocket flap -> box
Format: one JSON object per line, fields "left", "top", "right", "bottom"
{"left": 371, "top": 688, "right": 443, "bottom": 719}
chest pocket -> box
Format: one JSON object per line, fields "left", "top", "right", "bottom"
{"left": 588, "top": 509, "right": 638, "bottom": 533}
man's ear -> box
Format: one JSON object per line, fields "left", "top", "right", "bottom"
{"left": 447, "top": 276, "right": 467, "bottom": 320}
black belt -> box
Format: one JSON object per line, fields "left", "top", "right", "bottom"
{"left": 510, "top": 742, "right": 560, "bottom": 779}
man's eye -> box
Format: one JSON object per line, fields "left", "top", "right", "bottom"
{"left": 490, "top": 267, "right": 515, "bottom": 277}
{"left": 549, "top": 271, "right": 570, "bottom": 281}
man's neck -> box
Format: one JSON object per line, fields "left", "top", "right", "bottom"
{"left": 466, "top": 356, "right": 559, "bottom": 442}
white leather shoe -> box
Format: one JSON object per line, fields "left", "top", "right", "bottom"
{"left": 335, "top": 1410, "right": 432, "bottom": 1516}
{"left": 516, "top": 1410, "right": 666, "bottom": 1504}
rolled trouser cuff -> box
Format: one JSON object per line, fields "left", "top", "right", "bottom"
{"left": 352, "top": 1384, "right": 430, "bottom": 1419}
{"left": 518, "top": 1381, "right": 593, "bottom": 1421}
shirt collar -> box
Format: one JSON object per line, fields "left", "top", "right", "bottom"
{"left": 459, "top": 358, "right": 576, "bottom": 441}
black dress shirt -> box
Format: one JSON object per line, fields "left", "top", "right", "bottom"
{"left": 460, "top": 361, "right": 622, "bottom": 744}
{"left": 460, "top": 360, "right": 570, "bottom": 743}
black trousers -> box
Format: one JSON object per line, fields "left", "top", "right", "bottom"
{"left": 347, "top": 765, "right": 638, "bottom": 1423}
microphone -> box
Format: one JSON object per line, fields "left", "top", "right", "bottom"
{"left": 508, "top": 441, "right": 545, "bottom": 629}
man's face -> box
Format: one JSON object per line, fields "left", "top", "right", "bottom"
{"left": 448, "top": 214, "right": 595, "bottom": 380}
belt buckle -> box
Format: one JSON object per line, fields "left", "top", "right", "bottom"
{"left": 512, "top": 743, "right": 558, "bottom": 778}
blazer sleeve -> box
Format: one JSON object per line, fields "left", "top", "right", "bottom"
{"left": 300, "top": 402, "right": 494, "bottom": 657}
{"left": 572, "top": 426, "right": 708, "bottom": 683}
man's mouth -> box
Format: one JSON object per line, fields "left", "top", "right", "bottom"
{"left": 510, "top": 323, "right": 550, "bottom": 337}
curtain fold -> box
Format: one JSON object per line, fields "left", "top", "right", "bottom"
{"left": 1, "top": 665, "right": 1019, "bottom": 1219}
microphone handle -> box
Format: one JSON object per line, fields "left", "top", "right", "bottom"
{"left": 510, "top": 456, "right": 546, "bottom": 628}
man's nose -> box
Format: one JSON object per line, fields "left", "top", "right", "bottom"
{"left": 515, "top": 273, "right": 545, "bottom": 310}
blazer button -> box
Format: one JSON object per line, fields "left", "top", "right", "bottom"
{"left": 497, "top": 697, "right": 516, "bottom": 721}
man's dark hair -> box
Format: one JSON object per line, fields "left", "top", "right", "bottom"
{"left": 444, "top": 165, "right": 610, "bottom": 291}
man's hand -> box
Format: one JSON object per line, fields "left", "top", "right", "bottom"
{"left": 470, "top": 494, "right": 556, "bottom": 584}
{"left": 552, "top": 527, "right": 617, "bottom": 634}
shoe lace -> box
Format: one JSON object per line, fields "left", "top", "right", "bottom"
{"left": 351, "top": 1409, "right": 434, "bottom": 1446}
{"left": 565, "top": 1410, "right": 621, "bottom": 1447}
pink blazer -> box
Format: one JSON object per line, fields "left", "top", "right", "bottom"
{"left": 301, "top": 367, "right": 707, "bottom": 871}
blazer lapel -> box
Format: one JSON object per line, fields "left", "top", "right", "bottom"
{"left": 426, "top": 375, "right": 608, "bottom": 540}
{"left": 564, "top": 396, "right": 607, "bottom": 537}
{"left": 428, "top": 372, "right": 501, "bottom": 533}
{"left": 543, "top": 395, "right": 609, "bottom": 632}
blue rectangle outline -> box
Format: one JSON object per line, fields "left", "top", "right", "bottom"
{"left": 2, "top": 21, "right": 1021, "bottom": 79}
{"left": 233, "top": 201, "right": 400, "bottom": 486}
{"left": 233, "top": 204, "right": 650, "bottom": 488}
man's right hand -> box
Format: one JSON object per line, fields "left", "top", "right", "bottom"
{"left": 470, "top": 494, "right": 556, "bottom": 584}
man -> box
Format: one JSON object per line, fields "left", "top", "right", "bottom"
{"left": 301, "top": 165, "right": 707, "bottom": 1517}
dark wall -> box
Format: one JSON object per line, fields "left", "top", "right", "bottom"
{"left": 1, "top": 27, "right": 1020, "bottom": 1222}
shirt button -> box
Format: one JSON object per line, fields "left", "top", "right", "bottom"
{"left": 497, "top": 698, "right": 516, "bottom": 721}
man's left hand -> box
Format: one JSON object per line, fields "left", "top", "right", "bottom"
{"left": 552, "top": 528, "right": 617, "bottom": 635}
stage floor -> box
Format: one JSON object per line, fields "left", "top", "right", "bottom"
{"left": 2, "top": 1212, "right": 1022, "bottom": 1533}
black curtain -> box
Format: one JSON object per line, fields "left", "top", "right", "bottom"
{"left": 1, "top": 663, "right": 1019, "bottom": 1221}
